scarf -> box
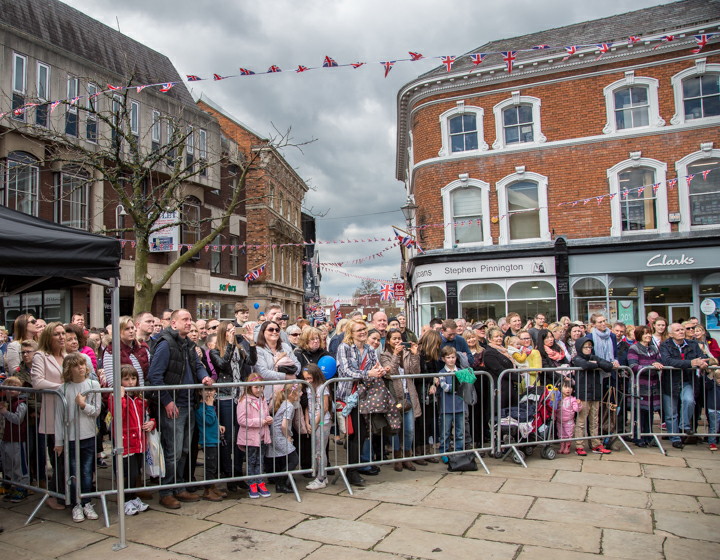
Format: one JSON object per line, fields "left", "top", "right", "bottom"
{"left": 489, "top": 342, "right": 510, "bottom": 358}
{"left": 592, "top": 327, "right": 614, "bottom": 361}
{"left": 545, "top": 346, "right": 565, "bottom": 362}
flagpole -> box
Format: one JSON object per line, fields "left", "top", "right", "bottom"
{"left": 392, "top": 225, "right": 413, "bottom": 236}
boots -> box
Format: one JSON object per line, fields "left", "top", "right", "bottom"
{"left": 202, "top": 487, "right": 223, "bottom": 502}
{"left": 210, "top": 484, "right": 228, "bottom": 498}
{"left": 402, "top": 450, "right": 416, "bottom": 471}
{"left": 412, "top": 448, "right": 429, "bottom": 466}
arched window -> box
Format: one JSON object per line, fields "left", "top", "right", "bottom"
{"left": 507, "top": 280, "right": 556, "bottom": 322}
{"left": 440, "top": 177, "right": 491, "bottom": 248}
{"left": 2, "top": 151, "right": 39, "bottom": 216}
{"left": 496, "top": 170, "right": 550, "bottom": 244}
{"left": 438, "top": 103, "right": 486, "bottom": 156}
{"left": 606, "top": 156, "right": 669, "bottom": 236}
{"left": 671, "top": 59, "right": 720, "bottom": 124}
{"left": 675, "top": 148, "right": 720, "bottom": 230}
{"left": 492, "top": 94, "right": 545, "bottom": 150}
{"left": 418, "top": 285, "right": 446, "bottom": 326}
{"left": 603, "top": 74, "right": 663, "bottom": 134}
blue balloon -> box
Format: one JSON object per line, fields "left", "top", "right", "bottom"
{"left": 253, "top": 302, "right": 260, "bottom": 309}
{"left": 317, "top": 356, "right": 337, "bottom": 380}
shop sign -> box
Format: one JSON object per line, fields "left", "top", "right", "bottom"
{"left": 393, "top": 282, "right": 406, "bottom": 299}
{"left": 571, "top": 246, "right": 717, "bottom": 275}
{"left": 149, "top": 211, "right": 179, "bottom": 253}
{"left": 209, "top": 277, "right": 248, "bottom": 296}
{"left": 413, "top": 256, "right": 555, "bottom": 283}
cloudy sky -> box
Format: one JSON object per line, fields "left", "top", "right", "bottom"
{"left": 63, "top": 0, "right": 665, "bottom": 298}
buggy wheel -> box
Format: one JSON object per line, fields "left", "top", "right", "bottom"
{"left": 524, "top": 446, "right": 535, "bottom": 457}
{"left": 541, "top": 447, "right": 557, "bottom": 460}
{"left": 512, "top": 450, "right": 525, "bottom": 464}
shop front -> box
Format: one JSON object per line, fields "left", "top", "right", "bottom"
{"left": 569, "top": 245, "right": 720, "bottom": 334}
{"left": 411, "top": 255, "right": 557, "bottom": 326}
{"left": 191, "top": 276, "right": 248, "bottom": 321}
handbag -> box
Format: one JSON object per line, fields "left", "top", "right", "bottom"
{"left": 447, "top": 452, "right": 478, "bottom": 472}
{"left": 145, "top": 429, "right": 165, "bottom": 478}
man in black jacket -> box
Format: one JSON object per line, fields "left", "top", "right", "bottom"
{"left": 147, "top": 309, "right": 213, "bottom": 508}
{"left": 659, "top": 323, "right": 709, "bottom": 449}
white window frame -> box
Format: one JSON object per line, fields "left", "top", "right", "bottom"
{"left": 198, "top": 128, "right": 207, "bottom": 160}
{"left": 606, "top": 156, "right": 669, "bottom": 237}
{"left": 496, "top": 170, "right": 550, "bottom": 245}
{"left": 3, "top": 153, "right": 39, "bottom": 216}
{"left": 130, "top": 100, "right": 140, "bottom": 136}
{"left": 12, "top": 53, "right": 27, "bottom": 94}
{"left": 675, "top": 147, "right": 720, "bottom": 232}
{"left": 85, "top": 83, "right": 98, "bottom": 143}
{"left": 66, "top": 77, "right": 79, "bottom": 113}
{"left": 440, "top": 177, "right": 491, "bottom": 248}
{"left": 438, "top": 102, "right": 487, "bottom": 157}
{"left": 671, "top": 59, "right": 720, "bottom": 125}
{"left": 151, "top": 110, "right": 161, "bottom": 143}
{"left": 603, "top": 73, "right": 664, "bottom": 134}
{"left": 36, "top": 62, "right": 50, "bottom": 101}
{"left": 186, "top": 126, "right": 194, "bottom": 154}
{"left": 55, "top": 171, "right": 89, "bottom": 230}
{"left": 492, "top": 93, "right": 546, "bottom": 150}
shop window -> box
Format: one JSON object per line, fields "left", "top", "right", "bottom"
{"left": 438, "top": 103, "right": 486, "bottom": 156}
{"left": 571, "top": 277, "right": 608, "bottom": 323}
{"left": 675, "top": 150, "right": 720, "bottom": 230}
{"left": 670, "top": 59, "right": 720, "bottom": 124}
{"left": 492, "top": 94, "right": 545, "bottom": 150}
{"left": 507, "top": 280, "right": 556, "bottom": 323}
{"left": 607, "top": 157, "right": 669, "bottom": 236}
{"left": 496, "top": 171, "right": 550, "bottom": 245}
{"left": 602, "top": 74, "right": 663, "bottom": 134}
{"left": 418, "top": 285, "right": 446, "bottom": 326}
{"left": 441, "top": 178, "right": 490, "bottom": 248}
{"left": 2, "top": 151, "right": 39, "bottom": 216}
{"left": 700, "top": 273, "right": 720, "bottom": 296}
{"left": 55, "top": 170, "right": 89, "bottom": 230}
{"left": 459, "top": 283, "right": 505, "bottom": 323}
{"left": 609, "top": 276, "right": 639, "bottom": 324}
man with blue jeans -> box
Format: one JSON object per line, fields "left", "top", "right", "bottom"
{"left": 148, "top": 309, "right": 213, "bottom": 509}
{"left": 659, "top": 323, "right": 708, "bottom": 449}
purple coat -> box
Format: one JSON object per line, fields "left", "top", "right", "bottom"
{"left": 627, "top": 343, "right": 661, "bottom": 411}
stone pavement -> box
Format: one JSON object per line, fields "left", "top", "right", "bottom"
{"left": 1, "top": 444, "right": 719, "bottom": 559}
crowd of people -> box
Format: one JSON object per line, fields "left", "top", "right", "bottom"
{"left": 1, "top": 304, "right": 719, "bottom": 521}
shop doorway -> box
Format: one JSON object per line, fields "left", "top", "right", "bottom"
{"left": 646, "top": 305, "right": 693, "bottom": 324}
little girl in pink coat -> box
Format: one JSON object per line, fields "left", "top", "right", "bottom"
{"left": 556, "top": 380, "right": 582, "bottom": 454}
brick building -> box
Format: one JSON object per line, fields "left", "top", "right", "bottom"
{"left": 197, "top": 96, "right": 309, "bottom": 320}
{"left": 396, "top": 0, "right": 720, "bottom": 333}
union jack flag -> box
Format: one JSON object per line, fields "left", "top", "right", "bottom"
{"left": 107, "top": 84, "right": 123, "bottom": 91}
{"left": 136, "top": 85, "right": 148, "bottom": 93}
{"left": 532, "top": 44, "right": 550, "bottom": 50}
{"left": 239, "top": 68, "right": 255, "bottom": 75}
{"left": 296, "top": 65, "right": 309, "bottom": 73}
{"left": 627, "top": 36, "right": 641, "bottom": 45}
{"left": 693, "top": 34, "right": 711, "bottom": 53}
{"left": 686, "top": 174, "right": 695, "bottom": 186}
{"left": 351, "top": 62, "right": 365, "bottom": 69}
{"left": 267, "top": 65, "right": 282, "bottom": 73}
{"left": 186, "top": 75, "right": 202, "bottom": 81}
{"left": 562, "top": 46, "right": 578, "bottom": 61}
{"left": 702, "top": 169, "right": 712, "bottom": 180}
{"left": 667, "top": 178, "right": 678, "bottom": 189}
{"left": 322, "top": 56, "right": 338, "bottom": 67}
{"left": 13, "top": 106, "right": 25, "bottom": 116}
{"left": 213, "top": 74, "right": 227, "bottom": 81}
{"left": 502, "top": 51, "right": 517, "bottom": 73}
{"left": 159, "top": 83, "right": 175, "bottom": 92}
{"left": 382, "top": 61, "right": 395, "bottom": 78}
{"left": 69, "top": 96, "right": 80, "bottom": 105}
{"left": 470, "top": 53, "right": 486, "bottom": 65}
{"left": 440, "top": 55, "right": 456, "bottom": 72}
{"left": 595, "top": 43, "right": 612, "bottom": 59}
{"left": 652, "top": 183, "right": 661, "bottom": 193}
{"left": 653, "top": 35, "right": 675, "bottom": 50}
{"left": 409, "top": 51, "right": 424, "bottom": 61}
{"left": 49, "top": 100, "right": 61, "bottom": 113}
{"left": 379, "top": 284, "right": 394, "bottom": 301}
{"left": 393, "top": 228, "right": 424, "bottom": 253}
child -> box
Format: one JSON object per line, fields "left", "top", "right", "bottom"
{"left": 572, "top": 337, "right": 614, "bottom": 456}
{"left": 108, "top": 364, "right": 155, "bottom": 516}
{"left": 195, "top": 387, "right": 225, "bottom": 501}
{"left": 0, "top": 377, "right": 29, "bottom": 502}
{"left": 430, "top": 346, "right": 466, "bottom": 460}
{"left": 302, "top": 365, "right": 332, "bottom": 490}
{"left": 555, "top": 379, "right": 582, "bottom": 454}
{"left": 266, "top": 384, "right": 301, "bottom": 494}
{"left": 705, "top": 369, "right": 720, "bottom": 452}
{"left": 54, "top": 352, "right": 101, "bottom": 522}
{"left": 236, "top": 373, "right": 272, "bottom": 499}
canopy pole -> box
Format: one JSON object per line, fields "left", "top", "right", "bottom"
{"left": 110, "top": 278, "right": 127, "bottom": 551}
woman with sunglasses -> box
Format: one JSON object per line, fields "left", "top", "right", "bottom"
{"left": 254, "top": 321, "right": 301, "bottom": 401}
{"left": 5, "top": 314, "right": 42, "bottom": 373}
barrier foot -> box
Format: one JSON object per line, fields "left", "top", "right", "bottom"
{"left": 509, "top": 446, "right": 528, "bottom": 468}
{"left": 473, "top": 450, "right": 490, "bottom": 474}
{"left": 25, "top": 493, "right": 49, "bottom": 525}
{"left": 112, "top": 542, "right": 129, "bottom": 552}
{"left": 336, "top": 467, "right": 353, "bottom": 496}
{"left": 286, "top": 475, "right": 302, "bottom": 503}
{"left": 99, "top": 494, "right": 110, "bottom": 528}
{"left": 617, "top": 437, "right": 635, "bottom": 456}
{"left": 653, "top": 434, "right": 667, "bottom": 456}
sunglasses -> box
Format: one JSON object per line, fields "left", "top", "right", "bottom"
{"left": 28, "top": 319, "right": 37, "bottom": 324}
{"left": 266, "top": 327, "right": 280, "bottom": 333}
{"left": 208, "top": 325, "right": 219, "bottom": 330}
{"left": 289, "top": 333, "right": 300, "bottom": 337}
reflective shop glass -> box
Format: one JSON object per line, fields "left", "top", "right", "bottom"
{"left": 507, "top": 281, "right": 556, "bottom": 323}
{"left": 418, "top": 285, "right": 446, "bottom": 326}
{"left": 459, "top": 283, "right": 505, "bottom": 323}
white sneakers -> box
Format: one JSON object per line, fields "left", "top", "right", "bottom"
{"left": 124, "top": 498, "right": 149, "bottom": 516}
{"left": 72, "top": 503, "right": 98, "bottom": 522}
{"left": 306, "top": 478, "right": 327, "bottom": 490}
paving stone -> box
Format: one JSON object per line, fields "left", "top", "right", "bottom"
{"left": 650, "top": 492, "right": 701, "bottom": 512}
{"left": 587, "top": 486, "right": 649, "bottom": 508}
{"left": 206, "top": 502, "right": 308, "bottom": 533}
{"left": 664, "top": 536, "right": 720, "bottom": 559}
{"left": 97, "top": 509, "right": 217, "bottom": 548}
{"left": 0, "top": 520, "right": 106, "bottom": 556}
{"left": 374, "top": 526, "right": 518, "bottom": 559}
{"left": 644, "top": 464, "right": 706, "bottom": 482}
{"left": 245, "top": 489, "right": 379, "bottom": 520}
{"left": 517, "top": 546, "right": 602, "bottom": 559}
{"left": 582, "top": 459, "right": 642, "bottom": 476}
{"left": 170, "top": 524, "right": 320, "bottom": 559}
{"left": 701, "top": 468, "right": 720, "bottom": 483}
{"left": 146, "top": 495, "right": 233, "bottom": 519}
{"left": 0, "top": 541, "right": 55, "bottom": 560}
{"left": 421, "top": 486, "right": 534, "bottom": 518}
{"left": 473, "top": 463, "right": 555, "bottom": 481}
{"left": 601, "top": 528, "right": 665, "bottom": 559}
{"left": 58, "top": 539, "right": 200, "bottom": 560}
{"left": 552, "top": 470, "right": 652, "bottom": 492}
{"left": 434, "top": 473, "right": 506, "bottom": 493}
{"left": 303, "top": 544, "right": 404, "bottom": 560}
{"left": 0, "top": 508, "right": 43, "bottom": 533}
{"left": 466, "top": 514, "right": 600, "bottom": 553}
{"left": 287, "top": 517, "right": 391, "bottom": 549}
{"left": 685, "top": 457, "right": 718, "bottom": 469}
{"left": 359, "top": 502, "right": 477, "bottom": 536}
{"left": 698, "top": 496, "right": 720, "bottom": 515}
{"left": 605, "top": 451, "right": 687, "bottom": 467}
{"left": 713, "top": 483, "right": 720, "bottom": 497}
{"left": 653, "top": 479, "right": 717, "bottom": 497}
{"left": 654, "top": 510, "right": 720, "bottom": 542}
{"left": 528, "top": 498, "right": 653, "bottom": 533}
{"left": 527, "top": 457, "right": 582, "bottom": 471}
{"left": 499, "top": 477, "right": 586, "bottom": 501}
{"left": 340, "top": 481, "right": 434, "bottom": 505}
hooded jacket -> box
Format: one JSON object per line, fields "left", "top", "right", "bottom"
{"left": 572, "top": 337, "right": 614, "bottom": 402}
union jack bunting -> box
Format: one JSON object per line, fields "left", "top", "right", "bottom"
{"left": 322, "top": 56, "right": 338, "bottom": 67}
{"left": 532, "top": 44, "right": 550, "bottom": 50}
{"left": 653, "top": 35, "right": 675, "bottom": 50}
{"left": 595, "top": 43, "right": 612, "bottom": 59}
{"left": 267, "top": 65, "right": 282, "bottom": 73}
{"left": 686, "top": 174, "right": 695, "bottom": 186}
{"left": 213, "top": 74, "right": 227, "bottom": 81}
{"left": 379, "top": 284, "right": 394, "bottom": 301}
{"left": 69, "top": 96, "right": 80, "bottom": 105}
{"left": 502, "top": 51, "right": 517, "bottom": 73}
{"left": 107, "top": 84, "right": 123, "bottom": 91}
{"left": 470, "top": 53, "right": 486, "bottom": 65}
{"left": 652, "top": 183, "right": 661, "bottom": 193}
{"left": 136, "top": 85, "right": 148, "bottom": 93}
{"left": 296, "top": 65, "right": 309, "bottom": 73}
{"left": 239, "top": 68, "right": 255, "bottom": 75}
{"left": 159, "top": 83, "right": 175, "bottom": 92}
{"left": 49, "top": 100, "right": 61, "bottom": 113}
{"left": 667, "top": 178, "right": 678, "bottom": 189}
{"left": 627, "top": 36, "right": 641, "bottom": 45}
{"left": 409, "top": 52, "right": 424, "bottom": 61}
{"left": 562, "top": 46, "right": 578, "bottom": 61}
{"left": 440, "top": 55, "right": 456, "bottom": 71}
{"left": 13, "top": 107, "right": 25, "bottom": 116}
{"left": 382, "top": 61, "right": 395, "bottom": 77}
{"left": 351, "top": 62, "right": 365, "bottom": 69}
{"left": 702, "top": 169, "right": 712, "bottom": 180}
{"left": 693, "top": 34, "right": 711, "bottom": 53}
{"left": 186, "top": 75, "right": 202, "bottom": 81}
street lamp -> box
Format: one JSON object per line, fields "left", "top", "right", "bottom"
{"left": 400, "top": 197, "right": 417, "bottom": 226}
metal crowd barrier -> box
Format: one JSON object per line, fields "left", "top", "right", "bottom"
{"left": 318, "top": 370, "right": 495, "bottom": 495}
{"left": 634, "top": 366, "right": 720, "bottom": 455}
{"left": 495, "top": 367, "right": 635, "bottom": 468}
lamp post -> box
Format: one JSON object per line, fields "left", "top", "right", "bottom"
{"left": 400, "top": 197, "right": 417, "bottom": 226}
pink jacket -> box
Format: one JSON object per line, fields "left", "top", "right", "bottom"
{"left": 556, "top": 396, "right": 582, "bottom": 424}
{"left": 236, "top": 394, "right": 271, "bottom": 447}
{"left": 31, "top": 352, "right": 64, "bottom": 435}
